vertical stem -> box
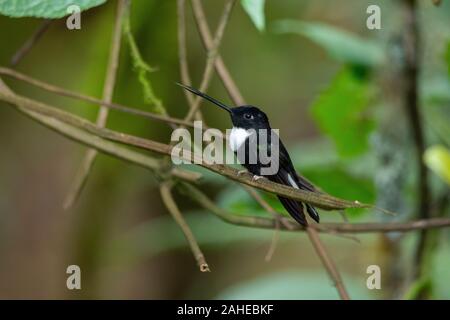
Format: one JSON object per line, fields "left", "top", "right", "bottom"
{"left": 63, "top": 0, "right": 127, "bottom": 210}
{"left": 402, "top": 0, "right": 430, "bottom": 280}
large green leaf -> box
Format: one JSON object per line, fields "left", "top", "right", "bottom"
{"left": 0, "top": 0, "right": 106, "bottom": 18}
{"left": 311, "top": 68, "right": 375, "bottom": 158}
{"left": 273, "top": 20, "right": 385, "bottom": 67}
{"left": 241, "top": 0, "right": 265, "bottom": 32}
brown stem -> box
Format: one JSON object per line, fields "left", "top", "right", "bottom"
{"left": 181, "top": 183, "right": 450, "bottom": 234}
{"left": 63, "top": 0, "right": 127, "bottom": 210}
{"left": 306, "top": 227, "right": 350, "bottom": 299}
{"left": 160, "top": 181, "right": 210, "bottom": 272}
{"left": 177, "top": 0, "right": 196, "bottom": 109}
{"left": 184, "top": 0, "right": 236, "bottom": 122}
{"left": 0, "top": 67, "right": 195, "bottom": 128}
{"left": 402, "top": 0, "right": 430, "bottom": 281}
{"left": 10, "top": 20, "right": 52, "bottom": 66}
{"left": 191, "top": 0, "right": 244, "bottom": 105}
{"left": 0, "top": 87, "right": 389, "bottom": 212}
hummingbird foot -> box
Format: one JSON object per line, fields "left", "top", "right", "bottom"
{"left": 237, "top": 169, "right": 248, "bottom": 176}
{"left": 252, "top": 175, "right": 265, "bottom": 182}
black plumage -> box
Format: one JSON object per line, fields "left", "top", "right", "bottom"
{"left": 178, "top": 83, "right": 320, "bottom": 226}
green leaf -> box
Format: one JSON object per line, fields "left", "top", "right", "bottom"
{"left": 272, "top": 20, "right": 385, "bottom": 67}
{"left": 311, "top": 68, "right": 375, "bottom": 157}
{"left": 424, "top": 145, "right": 450, "bottom": 185}
{"left": 122, "top": 6, "right": 166, "bottom": 115}
{"left": 0, "top": 0, "right": 106, "bottom": 18}
{"left": 241, "top": 0, "right": 265, "bottom": 32}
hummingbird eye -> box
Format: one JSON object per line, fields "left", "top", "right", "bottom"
{"left": 244, "top": 113, "right": 253, "bottom": 120}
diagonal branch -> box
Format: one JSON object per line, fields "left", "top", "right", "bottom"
{"left": 0, "top": 78, "right": 199, "bottom": 182}
{"left": 0, "top": 67, "right": 195, "bottom": 128}
{"left": 190, "top": 0, "right": 244, "bottom": 105}
{"left": 1, "top": 79, "right": 449, "bottom": 235}
{"left": 305, "top": 227, "right": 349, "bottom": 299}
{"left": 0, "top": 88, "right": 383, "bottom": 211}
{"left": 10, "top": 20, "right": 52, "bottom": 66}
{"left": 64, "top": 0, "right": 127, "bottom": 210}
{"left": 180, "top": 183, "right": 450, "bottom": 233}
{"left": 177, "top": 0, "right": 196, "bottom": 109}
{"left": 190, "top": 0, "right": 350, "bottom": 299}
{"left": 160, "top": 181, "right": 210, "bottom": 272}
{"left": 184, "top": 0, "right": 236, "bottom": 122}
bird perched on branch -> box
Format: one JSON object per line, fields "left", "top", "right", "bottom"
{"left": 178, "top": 83, "right": 320, "bottom": 226}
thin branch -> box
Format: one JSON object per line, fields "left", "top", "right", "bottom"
{"left": 305, "top": 227, "right": 349, "bottom": 299}
{"left": 180, "top": 183, "right": 450, "bottom": 234}
{"left": 0, "top": 88, "right": 385, "bottom": 212}
{"left": 191, "top": 0, "right": 244, "bottom": 105}
{"left": 190, "top": 0, "right": 351, "bottom": 299}
{"left": 401, "top": 0, "right": 430, "bottom": 281}
{"left": 0, "top": 79, "right": 199, "bottom": 182}
{"left": 0, "top": 67, "right": 195, "bottom": 127}
{"left": 10, "top": 20, "right": 52, "bottom": 66}
{"left": 160, "top": 181, "right": 210, "bottom": 272}
{"left": 177, "top": 0, "right": 200, "bottom": 120}
{"left": 64, "top": 0, "right": 127, "bottom": 210}
{"left": 184, "top": 0, "right": 236, "bottom": 122}
{"left": 1, "top": 79, "right": 449, "bottom": 235}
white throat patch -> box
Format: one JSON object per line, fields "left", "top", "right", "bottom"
{"left": 229, "top": 127, "right": 251, "bottom": 152}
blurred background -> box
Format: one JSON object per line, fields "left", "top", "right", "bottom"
{"left": 0, "top": 0, "right": 449, "bottom": 299}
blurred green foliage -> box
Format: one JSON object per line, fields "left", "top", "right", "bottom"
{"left": 241, "top": 0, "right": 266, "bottom": 32}
{"left": 310, "top": 68, "right": 375, "bottom": 158}
{"left": 273, "top": 20, "right": 385, "bottom": 68}
{"left": 0, "top": 0, "right": 449, "bottom": 300}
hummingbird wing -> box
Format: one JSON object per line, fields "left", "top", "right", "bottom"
{"left": 267, "top": 136, "right": 320, "bottom": 224}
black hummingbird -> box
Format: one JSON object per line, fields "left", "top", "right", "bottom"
{"left": 178, "top": 83, "right": 320, "bottom": 226}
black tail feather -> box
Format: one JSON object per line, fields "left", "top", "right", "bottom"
{"left": 277, "top": 196, "right": 307, "bottom": 226}
{"left": 306, "top": 204, "right": 320, "bottom": 223}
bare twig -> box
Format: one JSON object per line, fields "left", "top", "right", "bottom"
{"left": 1, "top": 79, "right": 449, "bottom": 236}
{"left": 160, "top": 181, "right": 210, "bottom": 272}
{"left": 184, "top": 0, "right": 236, "bottom": 122}
{"left": 64, "top": 0, "right": 127, "bottom": 210}
{"left": 0, "top": 67, "right": 195, "bottom": 128}
{"left": 0, "top": 88, "right": 389, "bottom": 212}
{"left": 402, "top": 0, "right": 430, "bottom": 281}
{"left": 190, "top": 0, "right": 350, "bottom": 299}
{"left": 10, "top": 20, "right": 52, "bottom": 66}
{"left": 306, "top": 227, "right": 349, "bottom": 299}
{"left": 0, "top": 79, "right": 199, "bottom": 182}
{"left": 191, "top": 0, "right": 244, "bottom": 105}
{"left": 181, "top": 183, "right": 450, "bottom": 234}
{"left": 177, "top": 0, "right": 199, "bottom": 120}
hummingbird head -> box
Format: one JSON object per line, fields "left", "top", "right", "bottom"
{"left": 177, "top": 83, "right": 270, "bottom": 130}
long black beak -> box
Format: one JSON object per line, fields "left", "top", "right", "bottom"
{"left": 176, "top": 83, "right": 232, "bottom": 113}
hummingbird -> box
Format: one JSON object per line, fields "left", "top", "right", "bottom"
{"left": 177, "top": 83, "right": 320, "bottom": 226}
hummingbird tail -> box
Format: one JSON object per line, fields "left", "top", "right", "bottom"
{"left": 306, "top": 204, "right": 320, "bottom": 223}
{"left": 277, "top": 196, "right": 307, "bottom": 226}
